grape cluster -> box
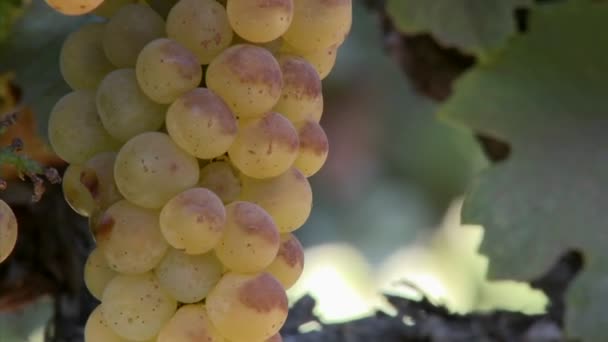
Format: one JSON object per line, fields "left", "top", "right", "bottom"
{"left": 47, "top": 0, "right": 351, "bottom": 341}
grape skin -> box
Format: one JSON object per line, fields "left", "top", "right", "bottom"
{"left": 281, "top": 42, "right": 339, "bottom": 80}
{"left": 81, "top": 152, "right": 124, "bottom": 211}
{"left": 62, "top": 164, "right": 96, "bottom": 217}
{"left": 265, "top": 233, "right": 305, "bottom": 289}
{"left": 274, "top": 55, "right": 323, "bottom": 123}
{"left": 227, "top": 0, "right": 293, "bottom": 43}
{"left": 84, "top": 306, "right": 128, "bottom": 342}
{"left": 198, "top": 161, "right": 242, "bottom": 204}
{"left": 0, "top": 199, "right": 17, "bottom": 264}
{"left": 92, "top": 0, "right": 137, "bottom": 18}
{"left": 293, "top": 120, "right": 329, "bottom": 177}
{"left": 45, "top": 0, "right": 104, "bottom": 16}
{"left": 156, "top": 304, "right": 225, "bottom": 342}
{"left": 84, "top": 247, "right": 118, "bottom": 300}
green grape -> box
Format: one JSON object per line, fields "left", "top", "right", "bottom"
{"left": 198, "top": 161, "right": 241, "bottom": 204}
{"left": 206, "top": 272, "right": 288, "bottom": 342}
{"left": 0, "top": 199, "right": 17, "bottom": 264}
{"left": 228, "top": 112, "right": 299, "bottom": 179}
{"left": 156, "top": 304, "right": 225, "bottom": 342}
{"left": 166, "top": 88, "right": 238, "bottom": 159}
{"left": 206, "top": 44, "right": 283, "bottom": 118}
{"left": 45, "top": 0, "right": 103, "bottom": 15}
{"left": 155, "top": 249, "right": 223, "bottom": 303}
{"left": 102, "top": 273, "right": 177, "bottom": 341}
{"left": 82, "top": 152, "right": 123, "bottom": 208}
{"left": 62, "top": 164, "right": 95, "bottom": 217}
{"left": 95, "top": 200, "right": 168, "bottom": 274}
{"left": 281, "top": 42, "right": 338, "bottom": 80}
{"left": 226, "top": 0, "right": 293, "bottom": 43}
{"left": 92, "top": 0, "right": 137, "bottom": 17}
{"left": 114, "top": 132, "right": 200, "bottom": 209}
{"left": 159, "top": 188, "right": 225, "bottom": 254}
{"left": 60, "top": 23, "right": 115, "bottom": 90}
{"left": 84, "top": 247, "right": 117, "bottom": 300}
{"left": 294, "top": 120, "right": 328, "bottom": 177}
{"left": 103, "top": 4, "right": 165, "bottom": 68}
{"left": 215, "top": 201, "right": 280, "bottom": 273}
{"left": 274, "top": 55, "right": 323, "bottom": 123}
{"left": 48, "top": 90, "right": 120, "bottom": 164}
{"left": 97, "top": 69, "right": 166, "bottom": 142}
{"left": 264, "top": 233, "right": 304, "bottom": 289}
{"left": 282, "top": 0, "right": 352, "bottom": 53}
{"left": 240, "top": 167, "right": 312, "bottom": 233}
{"left": 84, "top": 306, "right": 128, "bottom": 342}
{"left": 166, "top": 0, "right": 233, "bottom": 64}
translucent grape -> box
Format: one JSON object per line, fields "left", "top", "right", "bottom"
{"left": 114, "top": 132, "right": 200, "bottom": 209}
{"left": 94, "top": 200, "right": 168, "bottom": 274}
{"left": 274, "top": 56, "right": 323, "bottom": 123}
{"left": 206, "top": 272, "right": 288, "bottom": 341}
{"left": 102, "top": 273, "right": 177, "bottom": 341}
{"left": 45, "top": 0, "right": 103, "bottom": 16}
{"left": 92, "top": 0, "right": 137, "bottom": 17}
{"left": 156, "top": 304, "right": 225, "bottom": 342}
{"left": 294, "top": 120, "right": 329, "bottom": 177}
{"left": 227, "top": 0, "right": 293, "bottom": 43}
{"left": 103, "top": 4, "right": 165, "bottom": 68}
{"left": 84, "top": 247, "right": 117, "bottom": 300}
{"left": 282, "top": 42, "right": 338, "bottom": 80}
{"left": 97, "top": 69, "right": 166, "bottom": 142}
{"left": 84, "top": 306, "right": 128, "bottom": 342}
{"left": 215, "top": 201, "right": 279, "bottom": 273}
{"left": 198, "top": 161, "right": 241, "bottom": 204}
{"left": 48, "top": 90, "right": 120, "bottom": 164}
{"left": 0, "top": 199, "right": 17, "bottom": 264}
{"left": 240, "top": 168, "right": 312, "bottom": 232}
{"left": 166, "top": 0, "right": 233, "bottom": 64}
{"left": 282, "top": 0, "right": 352, "bottom": 52}
{"left": 155, "top": 249, "right": 223, "bottom": 303}
{"left": 136, "top": 38, "right": 202, "bottom": 104}
{"left": 265, "top": 233, "right": 304, "bottom": 289}
{"left": 166, "top": 88, "right": 238, "bottom": 159}
{"left": 228, "top": 112, "right": 299, "bottom": 179}
{"left": 60, "top": 23, "right": 114, "bottom": 90}
{"left": 62, "top": 164, "right": 95, "bottom": 217}
{"left": 159, "top": 188, "right": 226, "bottom": 254}
{"left": 206, "top": 44, "right": 283, "bottom": 118}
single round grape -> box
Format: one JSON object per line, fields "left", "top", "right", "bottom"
{"left": 198, "top": 161, "right": 241, "bottom": 204}
{"left": 62, "top": 164, "right": 95, "bottom": 217}
{"left": 166, "top": 0, "right": 233, "bottom": 64}
{"left": 281, "top": 42, "right": 338, "bottom": 80}
{"left": 206, "top": 44, "right": 283, "bottom": 118}
{"left": 84, "top": 247, "right": 117, "bottom": 300}
{"left": 114, "top": 132, "right": 200, "bottom": 209}
{"left": 60, "top": 23, "right": 115, "bottom": 89}
{"left": 206, "top": 272, "right": 288, "bottom": 341}
{"left": 92, "top": 0, "right": 137, "bottom": 17}
{"left": 48, "top": 90, "right": 120, "bottom": 164}
{"left": 95, "top": 200, "right": 168, "bottom": 274}
{"left": 97, "top": 69, "right": 166, "bottom": 142}
{"left": 103, "top": 4, "right": 165, "bottom": 68}
{"left": 155, "top": 249, "right": 223, "bottom": 303}
{"left": 240, "top": 168, "right": 312, "bottom": 233}
{"left": 166, "top": 88, "right": 238, "bottom": 159}
{"left": 228, "top": 112, "right": 299, "bottom": 179}
{"left": 294, "top": 120, "right": 329, "bottom": 177}
{"left": 45, "top": 0, "right": 103, "bottom": 15}
{"left": 0, "top": 199, "right": 17, "bottom": 264}
{"left": 136, "top": 38, "right": 202, "bottom": 104}
{"left": 283, "top": 0, "right": 352, "bottom": 52}
{"left": 84, "top": 306, "right": 128, "bottom": 342}
{"left": 156, "top": 304, "right": 225, "bottom": 342}
{"left": 274, "top": 56, "right": 323, "bottom": 123}
{"left": 102, "top": 273, "right": 177, "bottom": 341}
{"left": 227, "top": 0, "right": 293, "bottom": 43}
{"left": 159, "top": 188, "right": 225, "bottom": 255}
{"left": 264, "top": 233, "right": 304, "bottom": 289}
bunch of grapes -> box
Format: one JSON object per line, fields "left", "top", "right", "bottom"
{"left": 46, "top": 0, "right": 351, "bottom": 341}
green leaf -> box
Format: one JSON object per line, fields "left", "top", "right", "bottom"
{"left": 386, "top": 0, "right": 531, "bottom": 56}
{"left": 440, "top": 2, "right": 608, "bottom": 340}
{"left": 0, "top": 0, "right": 25, "bottom": 43}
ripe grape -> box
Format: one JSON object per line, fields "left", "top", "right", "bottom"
{"left": 265, "top": 233, "right": 304, "bottom": 289}
{"left": 166, "top": 88, "right": 238, "bottom": 159}
{"left": 228, "top": 112, "right": 299, "bottom": 179}
{"left": 215, "top": 201, "right": 280, "bottom": 273}
{"left": 84, "top": 306, "right": 128, "bottom": 342}
{"left": 166, "top": 0, "right": 233, "bottom": 64}
{"left": 84, "top": 247, "right": 117, "bottom": 300}
{"left": 103, "top": 4, "right": 165, "bottom": 68}
{"left": 62, "top": 164, "right": 95, "bottom": 217}
{"left": 198, "top": 161, "right": 241, "bottom": 204}
{"left": 92, "top": 0, "right": 137, "bottom": 17}
{"left": 155, "top": 249, "right": 223, "bottom": 303}
{"left": 82, "top": 152, "right": 124, "bottom": 208}
{"left": 282, "top": 42, "right": 338, "bottom": 80}
{"left": 97, "top": 69, "right": 166, "bottom": 142}
{"left": 274, "top": 56, "right": 323, "bottom": 123}
{"left": 136, "top": 38, "right": 202, "bottom": 104}
{"left": 206, "top": 44, "right": 283, "bottom": 118}
{"left": 159, "top": 188, "right": 225, "bottom": 254}
{"left": 227, "top": 0, "right": 293, "bottom": 43}
{"left": 45, "top": 0, "right": 103, "bottom": 15}
{"left": 114, "top": 132, "right": 199, "bottom": 209}
{"left": 294, "top": 120, "right": 329, "bottom": 177}
{"left": 156, "top": 304, "right": 225, "bottom": 342}
{"left": 0, "top": 199, "right": 17, "bottom": 264}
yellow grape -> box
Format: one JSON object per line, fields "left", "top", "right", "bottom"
{"left": 198, "top": 161, "right": 241, "bottom": 204}
{"left": 294, "top": 120, "right": 329, "bottom": 177}
{"left": 84, "top": 306, "right": 128, "bottom": 342}
{"left": 228, "top": 112, "right": 299, "bottom": 179}
{"left": 166, "top": 88, "right": 238, "bottom": 159}
{"left": 93, "top": 0, "right": 137, "bottom": 17}
{"left": 136, "top": 38, "right": 202, "bottom": 104}
{"left": 206, "top": 44, "right": 283, "bottom": 118}
{"left": 45, "top": 0, "right": 103, "bottom": 15}
{"left": 114, "top": 132, "right": 200, "bottom": 209}
{"left": 240, "top": 167, "right": 312, "bottom": 233}
{"left": 166, "top": 0, "right": 233, "bottom": 64}
{"left": 282, "top": 42, "right": 338, "bottom": 80}
{"left": 95, "top": 200, "right": 168, "bottom": 274}
{"left": 206, "top": 272, "right": 288, "bottom": 341}
{"left": 265, "top": 233, "right": 304, "bottom": 289}
{"left": 62, "top": 164, "right": 95, "bottom": 217}
{"left": 84, "top": 247, "right": 117, "bottom": 300}
{"left": 0, "top": 199, "right": 17, "bottom": 263}
{"left": 215, "top": 201, "right": 280, "bottom": 273}
{"left": 81, "top": 152, "right": 124, "bottom": 210}
{"left": 60, "top": 23, "right": 115, "bottom": 90}
{"left": 159, "top": 188, "right": 226, "bottom": 254}
{"left": 274, "top": 55, "right": 323, "bottom": 123}
{"left": 102, "top": 273, "right": 177, "bottom": 341}
{"left": 155, "top": 249, "right": 223, "bottom": 303}
{"left": 227, "top": 0, "right": 293, "bottom": 43}
{"left": 157, "top": 304, "right": 225, "bottom": 342}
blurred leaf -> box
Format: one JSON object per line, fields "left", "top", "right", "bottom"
{"left": 0, "top": 0, "right": 27, "bottom": 43}
{"left": 440, "top": 2, "right": 608, "bottom": 340}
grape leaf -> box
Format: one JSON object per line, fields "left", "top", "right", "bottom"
{"left": 440, "top": 2, "right": 608, "bottom": 340}
{"left": 386, "top": 0, "right": 532, "bottom": 56}
{"left": 0, "top": 0, "right": 26, "bottom": 43}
